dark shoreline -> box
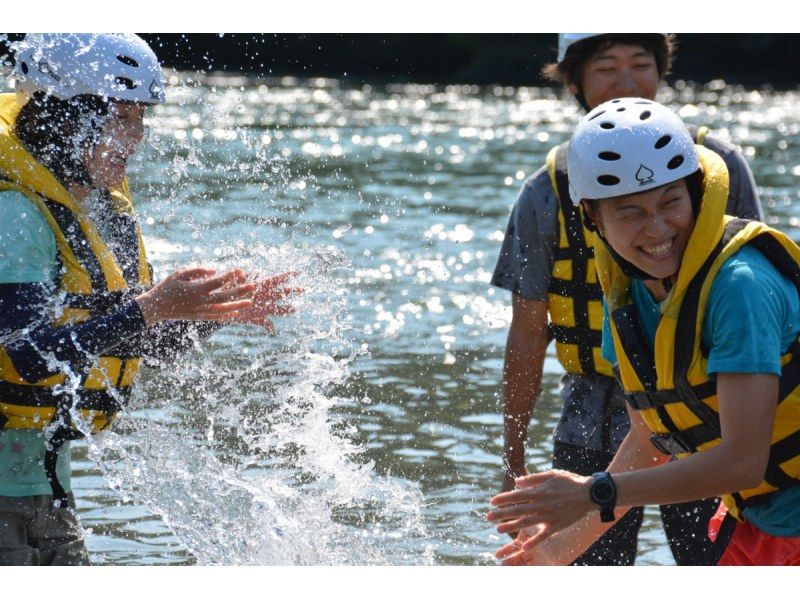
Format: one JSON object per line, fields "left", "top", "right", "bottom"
{"left": 3, "top": 34, "right": 799, "bottom": 90}
{"left": 139, "top": 34, "right": 800, "bottom": 90}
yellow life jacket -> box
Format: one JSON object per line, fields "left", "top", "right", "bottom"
{"left": 596, "top": 146, "right": 800, "bottom": 520}
{"left": 0, "top": 93, "right": 152, "bottom": 500}
{"left": 545, "top": 127, "right": 711, "bottom": 379}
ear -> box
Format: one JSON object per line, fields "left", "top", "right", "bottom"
{"left": 580, "top": 200, "right": 600, "bottom": 233}
{"left": 567, "top": 81, "right": 580, "bottom": 96}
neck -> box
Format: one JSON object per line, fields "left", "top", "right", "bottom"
{"left": 643, "top": 278, "right": 671, "bottom": 302}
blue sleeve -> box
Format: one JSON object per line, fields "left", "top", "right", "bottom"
{"left": 0, "top": 191, "right": 57, "bottom": 283}
{"left": 0, "top": 283, "right": 147, "bottom": 383}
{"left": 703, "top": 246, "right": 800, "bottom": 376}
{"left": 601, "top": 298, "right": 618, "bottom": 365}
{"left": 115, "top": 320, "right": 222, "bottom": 364}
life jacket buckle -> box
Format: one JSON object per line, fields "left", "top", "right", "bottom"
{"left": 649, "top": 432, "right": 692, "bottom": 456}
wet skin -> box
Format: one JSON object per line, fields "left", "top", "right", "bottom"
{"left": 587, "top": 179, "right": 695, "bottom": 296}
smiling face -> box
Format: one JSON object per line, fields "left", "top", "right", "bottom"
{"left": 589, "top": 179, "right": 695, "bottom": 281}
{"left": 82, "top": 101, "right": 145, "bottom": 190}
{"left": 570, "top": 42, "right": 660, "bottom": 109}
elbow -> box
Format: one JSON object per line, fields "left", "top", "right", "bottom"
{"left": 724, "top": 444, "right": 770, "bottom": 492}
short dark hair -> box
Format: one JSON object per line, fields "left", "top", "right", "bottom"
{"left": 542, "top": 34, "right": 676, "bottom": 110}
{"left": 13, "top": 92, "right": 110, "bottom": 187}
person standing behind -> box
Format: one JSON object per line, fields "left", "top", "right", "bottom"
{"left": 0, "top": 33, "right": 299, "bottom": 565}
{"left": 491, "top": 33, "right": 762, "bottom": 565}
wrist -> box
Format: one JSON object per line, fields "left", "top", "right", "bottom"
{"left": 135, "top": 291, "right": 160, "bottom": 326}
{"left": 588, "top": 472, "right": 617, "bottom": 522}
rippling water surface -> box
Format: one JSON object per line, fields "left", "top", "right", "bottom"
{"left": 10, "top": 74, "right": 800, "bottom": 565}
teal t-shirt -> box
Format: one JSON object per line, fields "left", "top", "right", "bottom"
{"left": 0, "top": 190, "right": 72, "bottom": 497}
{"left": 601, "top": 245, "right": 800, "bottom": 536}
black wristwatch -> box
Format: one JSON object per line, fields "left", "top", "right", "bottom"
{"left": 589, "top": 472, "right": 617, "bottom": 522}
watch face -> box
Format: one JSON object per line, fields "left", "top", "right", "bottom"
{"left": 594, "top": 484, "right": 613, "bottom": 502}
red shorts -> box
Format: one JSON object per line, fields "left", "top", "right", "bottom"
{"left": 715, "top": 511, "right": 800, "bottom": 566}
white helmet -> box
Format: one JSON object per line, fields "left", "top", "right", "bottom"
{"left": 10, "top": 33, "right": 165, "bottom": 104}
{"left": 567, "top": 97, "right": 699, "bottom": 204}
{"left": 557, "top": 33, "right": 669, "bottom": 62}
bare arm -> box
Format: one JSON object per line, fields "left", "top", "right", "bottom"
{"left": 490, "top": 373, "right": 777, "bottom": 564}
{"left": 501, "top": 295, "right": 550, "bottom": 491}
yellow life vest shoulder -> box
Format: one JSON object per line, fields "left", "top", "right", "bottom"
{"left": 598, "top": 147, "right": 800, "bottom": 520}
{"left": 545, "top": 142, "right": 612, "bottom": 377}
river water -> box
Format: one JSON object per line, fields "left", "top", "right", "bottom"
{"left": 8, "top": 73, "right": 800, "bottom": 565}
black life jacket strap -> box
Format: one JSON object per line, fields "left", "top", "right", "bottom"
{"left": 550, "top": 143, "right": 599, "bottom": 374}
{"left": 0, "top": 381, "right": 132, "bottom": 410}
{"left": 43, "top": 399, "right": 86, "bottom": 509}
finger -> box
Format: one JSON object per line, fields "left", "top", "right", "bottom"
{"left": 267, "top": 271, "right": 299, "bottom": 284}
{"left": 494, "top": 541, "right": 523, "bottom": 559}
{"left": 257, "top": 286, "right": 305, "bottom": 300}
{"left": 191, "top": 311, "right": 242, "bottom": 321}
{"left": 514, "top": 470, "right": 561, "bottom": 488}
{"left": 520, "top": 526, "right": 553, "bottom": 551}
{"left": 197, "top": 300, "right": 254, "bottom": 315}
{"left": 496, "top": 515, "right": 546, "bottom": 535}
{"left": 489, "top": 488, "right": 537, "bottom": 507}
{"left": 252, "top": 304, "right": 296, "bottom": 317}
{"left": 208, "top": 283, "right": 258, "bottom": 303}
{"left": 499, "top": 552, "right": 530, "bottom": 566}
{"left": 194, "top": 269, "right": 248, "bottom": 293}
{"left": 174, "top": 267, "right": 217, "bottom": 281}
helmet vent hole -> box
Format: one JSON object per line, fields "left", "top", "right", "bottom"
{"left": 639, "top": 110, "right": 652, "bottom": 121}
{"left": 667, "top": 155, "right": 685, "bottom": 170}
{"left": 655, "top": 135, "right": 672, "bottom": 149}
{"left": 598, "top": 152, "right": 621, "bottom": 161}
{"left": 616, "top": 107, "right": 626, "bottom": 112}
{"left": 611, "top": 99, "right": 621, "bottom": 103}
{"left": 20, "top": 61, "right": 28, "bottom": 74}
{"left": 597, "top": 175, "right": 621, "bottom": 186}
{"left": 600, "top": 122, "right": 615, "bottom": 130}
{"left": 114, "top": 76, "right": 137, "bottom": 90}
{"left": 588, "top": 110, "right": 605, "bottom": 121}
{"left": 117, "top": 55, "right": 140, "bottom": 68}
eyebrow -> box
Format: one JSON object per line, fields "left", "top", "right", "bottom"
{"left": 591, "top": 50, "right": 654, "bottom": 63}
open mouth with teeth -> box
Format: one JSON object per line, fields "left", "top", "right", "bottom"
{"left": 638, "top": 237, "right": 675, "bottom": 259}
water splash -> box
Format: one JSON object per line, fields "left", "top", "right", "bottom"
{"left": 86, "top": 243, "right": 432, "bottom": 565}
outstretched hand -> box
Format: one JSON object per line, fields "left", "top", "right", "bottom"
{"left": 494, "top": 525, "right": 563, "bottom": 566}
{"left": 488, "top": 469, "right": 592, "bottom": 549}
{"left": 229, "top": 271, "right": 304, "bottom": 332}
{"left": 136, "top": 267, "right": 257, "bottom": 325}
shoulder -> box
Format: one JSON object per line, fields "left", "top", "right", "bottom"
{"left": 710, "top": 245, "right": 794, "bottom": 307}
{"left": 701, "top": 132, "right": 750, "bottom": 173}
{"left": 0, "top": 190, "right": 57, "bottom": 283}
{"left": 517, "top": 165, "right": 555, "bottom": 203}
{"left": 511, "top": 165, "right": 558, "bottom": 220}
{"left": 0, "top": 190, "right": 53, "bottom": 239}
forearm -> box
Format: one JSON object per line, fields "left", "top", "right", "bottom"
{"left": 5, "top": 299, "right": 147, "bottom": 382}
{"left": 502, "top": 323, "right": 548, "bottom": 474}
{"left": 529, "top": 425, "right": 664, "bottom": 563}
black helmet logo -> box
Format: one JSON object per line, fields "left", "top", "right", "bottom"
{"left": 636, "top": 164, "right": 655, "bottom": 187}
{"left": 149, "top": 79, "right": 162, "bottom": 100}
